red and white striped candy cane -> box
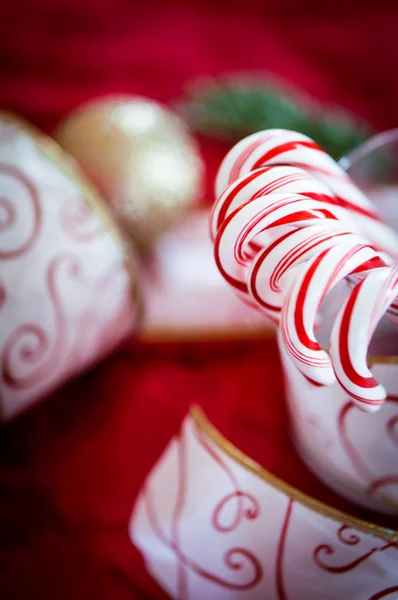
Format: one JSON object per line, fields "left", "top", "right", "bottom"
{"left": 330, "top": 266, "right": 398, "bottom": 411}
{"left": 214, "top": 130, "right": 398, "bottom": 257}
{"left": 213, "top": 162, "right": 374, "bottom": 301}
{"left": 210, "top": 164, "right": 359, "bottom": 240}
{"left": 212, "top": 130, "right": 398, "bottom": 411}
{"left": 248, "top": 225, "right": 370, "bottom": 321}
{"left": 280, "top": 244, "right": 388, "bottom": 389}
{"left": 214, "top": 192, "right": 352, "bottom": 295}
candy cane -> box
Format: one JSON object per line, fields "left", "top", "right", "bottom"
{"left": 248, "top": 225, "right": 371, "bottom": 320}
{"left": 214, "top": 193, "right": 350, "bottom": 294}
{"left": 212, "top": 130, "right": 398, "bottom": 411}
{"left": 330, "top": 267, "right": 398, "bottom": 410}
{"left": 210, "top": 164, "right": 360, "bottom": 240}
{"left": 280, "top": 244, "right": 387, "bottom": 384}
{"left": 214, "top": 130, "right": 398, "bottom": 257}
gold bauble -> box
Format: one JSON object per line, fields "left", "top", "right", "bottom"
{"left": 54, "top": 96, "right": 204, "bottom": 249}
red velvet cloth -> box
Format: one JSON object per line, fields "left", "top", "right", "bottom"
{"left": 2, "top": 340, "right": 397, "bottom": 599}
{"left": 1, "top": 2, "right": 398, "bottom": 598}
{"left": 1, "top": 341, "right": 286, "bottom": 600}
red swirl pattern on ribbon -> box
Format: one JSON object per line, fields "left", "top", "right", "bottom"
{"left": 387, "top": 416, "right": 398, "bottom": 446}
{"left": 142, "top": 424, "right": 263, "bottom": 598}
{"left": 194, "top": 427, "right": 260, "bottom": 533}
{"left": 338, "top": 396, "right": 398, "bottom": 502}
{"left": 368, "top": 587, "right": 398, "bottom": 599}
{"left": 0, "top": 283, "right": 6, "bottom": 311}
{"left": 68, "top": 261, "right": 132, "bottom": 366}
{"left": 337, "top": 525, "right": 361, "bottom": 545}
{"left": 367, "top": 477, "right": 398, "bottom": 496}
{"left": 0, "top": 196, "right": 15, "bottom": 230}
{"left": 386, "top": 398, "right": 398, "bottom": 447}
{"left": 132, "top": 414, "right": 398, "bottom": 599}
{"left": 212, "top": 491, "right": 259, "bottom": 533}
{"left": 60, "top": 196, "right": 105, "bottom": 242}
{"left": 0, "top": 164, "right": 41, "bottom": 259}
{"left": 1, "top": 254, "right": 81, "bottom": 390}
{"left": 0, "top": 120, "right": 134, "bottom": 420}
{"left": 313, "top": 526, "right": 397, "bottom": 573}
{"left": 338, "top": 401, "right": 373, "bottom": 482}
{"left": 275, "top": 498, "right": 293, "bottom": 600}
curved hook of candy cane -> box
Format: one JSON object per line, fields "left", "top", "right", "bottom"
{"left": 214, "top": 129, "right": 398, "bottom": 256}
{"left": 214, "top": 193, "right": 346, "bottom": 294}
{"left": 330, "top": 267, "right": 398, "bottom": 412}
{"left": 280, "top": 243, "right": 385, "bottom": 386}
{"left": 215, "top": 129, "right": 344, "bottom": 198}
{"left": 345, "top": 252, "right": 398, "bottom": 322}
{"left": 247, "top": 225, "right": 368, "bottom": 321}
{"left": 210, "top": 164, "right": 337, "bottom": 240}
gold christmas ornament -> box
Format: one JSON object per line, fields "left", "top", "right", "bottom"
{"left": 55, "top": 96, "right": 204, "bottom": 249}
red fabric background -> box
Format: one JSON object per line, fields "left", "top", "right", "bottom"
{"left": 1, "top": 2, "right": 398, "bottom": 598}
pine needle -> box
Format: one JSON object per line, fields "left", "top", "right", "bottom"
{"left": 178, "top": 76, "right": 370, "bottom": 160}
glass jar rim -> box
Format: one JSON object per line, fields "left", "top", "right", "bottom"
{"left": 339, "top": 128, "right": 398, "bottom": 171}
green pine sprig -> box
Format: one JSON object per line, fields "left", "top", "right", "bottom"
{"left": 178, "top": 76, "right": 371, "bottom": 160}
